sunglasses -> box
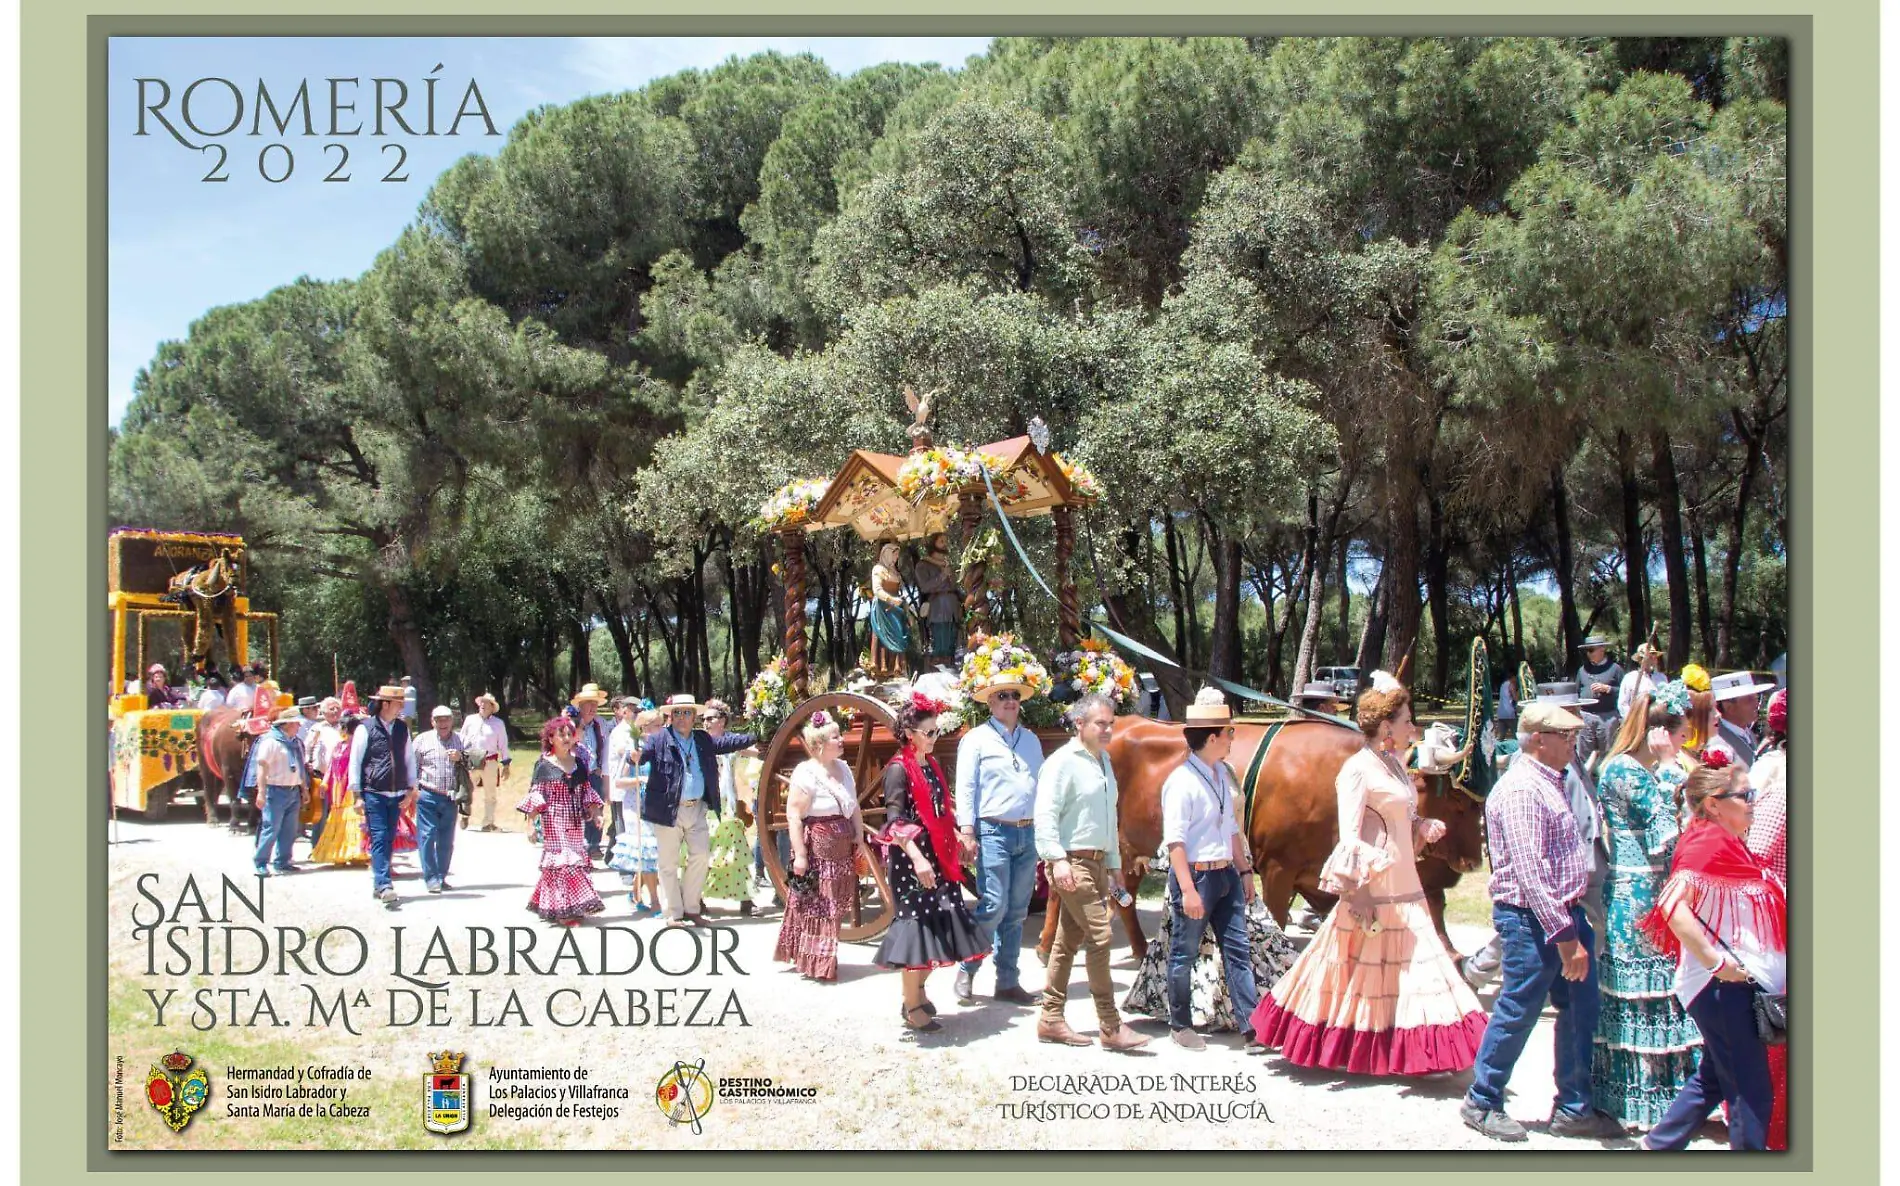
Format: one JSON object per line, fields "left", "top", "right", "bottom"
{"left": 914, "top": 726, "right": 941, "bottom": 738}
{"left": 992, "top": 692, "right": 1022, "bottom": 703}
{"left": 1711, "top": 789, "right": 1758, "bottom": 804}
{"left": 703, "top": 713, "right": 726, "bottom": 721}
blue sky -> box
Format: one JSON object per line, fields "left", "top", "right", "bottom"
{"left": 107, "top": 36, "right": 994, "bottom": 424}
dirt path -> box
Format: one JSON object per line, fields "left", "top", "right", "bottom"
{"left": 105, "top": 807, "right": 1722, "bottom": 1152}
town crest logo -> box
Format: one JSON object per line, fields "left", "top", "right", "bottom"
{"left": 424, "top": 1051, "right": 470, "bottom": 1135}
{"left": 146, "top": 1051, "right": 210, "bottom": 1133}
{"left": 655, "top": 1059, "right": 714, "bottom": 1134}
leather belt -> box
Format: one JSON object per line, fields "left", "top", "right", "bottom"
{"left": 1066, "top": 849, "right": 1106, "bottom": 860}
{"left": 983, "top": 817, "right": 1035, "bottom": 827}
{"left": 1191, "top": 859, "right": 1232, "bottom": 872}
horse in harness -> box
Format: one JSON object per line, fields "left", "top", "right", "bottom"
{"left": 163, "top": 548, "right": 242, "bottom": 678}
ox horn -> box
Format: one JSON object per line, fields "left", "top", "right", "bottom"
{"left": 1394, "top": 653, "right": 1413, "bottom": 687}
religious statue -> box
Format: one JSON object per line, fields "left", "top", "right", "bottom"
{"left": 866, "top": 541, "right": 913, "bottom": 679}
{"left": 910, "top": 533, "right": 962, "bottom": 664}
{"left": 903, "top": 384, "right": 939, "bottom": 452}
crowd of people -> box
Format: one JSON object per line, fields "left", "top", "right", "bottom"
{"left": 170, "top": 631, "right": 1788, "bottom": 1151}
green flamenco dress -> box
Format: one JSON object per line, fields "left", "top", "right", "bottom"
{"left": 1591, "top": 754, "right": 1702, "bottom": 1127}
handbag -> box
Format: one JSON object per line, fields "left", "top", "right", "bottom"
{"left": 452, "top": 754, "right": 475, "bottom": 814}
{"left": 1691, "top": 910, "right": 1788, "bottom": 1047}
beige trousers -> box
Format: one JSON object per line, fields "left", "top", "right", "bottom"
{"left": 470, "top": 757, "right": 505, "bottom": 828}
{"left": 655, "top": 799, "right": 711, "bottom": 920}
{"left": 1041, "top": 855, "right": 1123, "bottom": 1032}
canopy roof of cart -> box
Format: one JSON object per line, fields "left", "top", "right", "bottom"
{"left": 804, "top": 436, "right": 1091, "bottom": 543}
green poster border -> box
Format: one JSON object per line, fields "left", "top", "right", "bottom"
{"left": 19, "top": 1, "right": 1870, "bottom": 1180}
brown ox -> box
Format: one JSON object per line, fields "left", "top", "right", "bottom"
{"left": 1036, "top": 716, "right": 1485, "bottom": 963}
{"left": 195, "top": 707, "right": 261, "bottom": 833}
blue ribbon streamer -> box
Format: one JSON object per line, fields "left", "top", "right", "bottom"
{"left": 974, "top": 468, "right": 1356, "bottom": 730}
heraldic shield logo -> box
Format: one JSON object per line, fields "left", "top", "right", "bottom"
{"left": 424, "top": 1051, "right": 470, "bottom": 1135}
{"left": 655, "top": 1059, "right": 714, "bottom": 1134}
{"left": 147, "top": 1051, "right": 210, "bottom": 1133}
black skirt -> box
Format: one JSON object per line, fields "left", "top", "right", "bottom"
{"left": 874, "top": 846, "right": 988, "bottom": 970}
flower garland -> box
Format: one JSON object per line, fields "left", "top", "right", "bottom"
{"left": 894, "top": 446, "right": 1028, "bottom": 504}
{"left": 751, "top": 479, "right": 831, "bottom": 532}
{"left": 1052, "top": 452, "right": 1104, "bottom": 501}
{"left": 950, "top": 632, "right": 1055, "bottom": 728}
{"left": 743, "top": 656, "right": 794, "bottom": 734}
{"left": 1053, "top": 637, "right": 1136, "bottom": 711}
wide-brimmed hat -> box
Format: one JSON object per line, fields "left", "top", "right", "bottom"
{"left": 476, "top": 692, "right": 499, "bottom": 709}
{"left": 295, "top": 696, "right": 318, "bottom": 710}
{"left": 659, "top": 693, "right": 704, "bottom": 715}
{"left": 973, "top": 680, "right": 1034, "bottom": 705}
{"left": 1710, "top": 671, "right": 1777, "bottom": 702}
{"left": 367, "top": 684, "right": 406, "bottom": 703}
{"left": 570, "top": 682, "right": 610, "bottom": 707}
{"left": 1520, "top": 702, "right": 1585, "bottom": 734}
{"left": 1524, "top": 681, "right": 1592, "bottom": 708}
{"left": 1294, "top": 682, "right": 1341, "bottom": 704}
{"left": 272, "top": 707, "right": 304, "bottom": 725}
{"left": 1576, "top": 635, "right": 1613, "bottom": 651}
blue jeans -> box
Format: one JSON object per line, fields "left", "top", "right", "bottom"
{"left": 360, "top": 791, "right": 404, "bottom": 893}
{"left": 415, "top": 791, "right": 457, "bottom": 887}
{"left": 1467, "top": 903, "right": 1599, "bottom": 1117}
{"left": 1166, "top": 865, "right": 1258, "bottom": 1030}
{"left": 961, "top": 820, "right": 1038, "bottom": 990}
{"left": 1646, "top": 982, "right": 1772, "bottom": 1150}
{"left": 252, "top": 786, "right": 302, "bottom": 872}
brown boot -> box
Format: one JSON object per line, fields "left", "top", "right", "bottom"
{"left": 1037, "top": 1017, "right": 1092, "bottom": 1046}
{"left": 1098, "top": 1024, "right": 1151, "bottom": 1052}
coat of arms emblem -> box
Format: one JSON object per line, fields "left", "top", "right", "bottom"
{"left": 146, "top": 1051, "right": 210, "bottom": 1132}
{"left": 424, "top": 1051, "right": 470, "bottom": 1135}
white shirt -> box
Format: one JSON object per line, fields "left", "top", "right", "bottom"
{"left": 460, "top": 711, "right": 509, "bottom": 759}
{"left": 1161, "top": 753, "right": 1241, "bottom": 863}
{"left": 606, "top": 721, "right": 640, "bottom": 805}
{"left": 789, "top": 758, "right": 860, "bottom": 820}
{"left": 1617, "top": 668, "right": 1657, "bottom": 718}
{"left": 252, "top": 730, "right": 305, "bottom": 788}
{"left": 196, "top": 688, "right": 227, "bottom": 712}
{"left": 305, "top": 721, "right": 344, "bottom": 774}
{"left": 225, "top": 681, "right": 258, "bottom": 713}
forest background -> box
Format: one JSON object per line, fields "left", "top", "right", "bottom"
{"left": 107, "top": 35, "right": 1789, "bottom": 717}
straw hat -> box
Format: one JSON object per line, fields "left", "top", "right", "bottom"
{"left": 273, "top": 707, "right": 305, "bottom": 725}
{"left": 570, "top": 683, "right": 610, "bottom": 707}
{"left": 475, "top": 692, "right": 499, "bottom": 710}
{"left": 972, "top": 680, "right": 1034, "bottom": 705}
{"left": 659, "top": 692, "right": 704, "bottom": 715}
{"left": 1183, "top": 686, "right": 1233, "bottom": 725}
{"left": 367, "top": 684, "right": 406, "bottom": 703}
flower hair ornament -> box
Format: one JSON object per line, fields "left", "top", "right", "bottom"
{"left": 908, "top": 692, "right": 950, "bottom": 716}
{"left": 808, "top": 710, "right": 833, "bottom": 729}
{"left": 1367, "top": 669, "right": 1404, "bottom": 695}
{"left": 1701, "top": 748, "right": 1732, "bottom": 772}
{"left": 1679, "top": 663, "right": 1712, "bottom": 693}
{"left": 1651, "top": 679, "right": 1691, "bottom": 717}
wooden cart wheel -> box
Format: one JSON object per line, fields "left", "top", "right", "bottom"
{"left": 757, "top": 692, "right": 901, "bottom": 943}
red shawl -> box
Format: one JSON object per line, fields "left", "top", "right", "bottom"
{"left": 896, "top": 746, "right": 963, "bottom": 884}
{"left": 1640, "top": 818, "right": 1787, "bottom": 961}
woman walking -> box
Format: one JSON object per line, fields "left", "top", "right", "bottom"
{"left": 1250, "top": 674, "right": 1488, "bottom": 1074}
{"left": 609, "top": 709, "right": 664, "bottom": 916}
{"left": 873, "top": 694, "right": 987, "bottom": 1032}
{"left": 309, "top": 709, "right": 368, "bottom": 865}
{"left": 519, "top": 716, "right": 605, "bottom": 926}
{"left": 1641, "top": 753, "right": 1786, "bottom": 1151}
{"left": 774, "top": 712, "right": 871, "bottom": 980}
{"left": 1591, "top": 683, "right": 1703, "bottom": 1129}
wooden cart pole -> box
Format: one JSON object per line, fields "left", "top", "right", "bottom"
{"left": 779, "top": 527, "right": 811, "bottom": 700}
{"left": 1053, "top": 503, "right": 1081, "bottom": 650}
{"left": 957, "top": 490, "right": 991, "bottom": 642}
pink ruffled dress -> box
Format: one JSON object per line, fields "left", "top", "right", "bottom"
{"left": 1251, "top": 747, "right": 1488, "bottom": 1075}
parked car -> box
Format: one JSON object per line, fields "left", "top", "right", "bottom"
{"left": 1315, "top": 666, "right": 1361, "bottom": 698}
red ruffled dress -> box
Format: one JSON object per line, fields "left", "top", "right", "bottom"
{"left": 1251, "top": 748, "right": 1488, "bottom": 1074}
{"left": 519, "top": 756, "right": 605, "bottom": 923}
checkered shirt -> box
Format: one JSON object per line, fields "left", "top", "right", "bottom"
{"left": 1747, "top": 749, "right": 1788, "bottom": 886}
{"left": 1486, "top": 753, "right": 1591, "bottom": 942}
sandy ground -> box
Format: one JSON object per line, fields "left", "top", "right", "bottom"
{"left": 104, "top": 801, "right": 1725, "bottom": 1152}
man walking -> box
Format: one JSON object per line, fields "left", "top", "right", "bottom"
{"left": 409, "top": 705, "right": 468, "bottom": 894}
{"left": 1034, "top": 693, "right": 1149, "bottom": 1051}
{"left": 571, "top": 684, "right": 613, "bottom": 858}
{"left": 1160, "top": 689, "right": 1261, "bottom": 1052}
{"left": 250, "top": 707, "right": 308, "bottom": 878}
{"left": 303, "top": 696, "right": 346, "bottom": 841}
{"left": 639, "top": 693, "right": 756, "bottom": 927}
{"left": 954, "top": 680, "right": 1045, "bottom": 1006}
{"left": 1461, "top": 701, "right": 1622, "bottom": 1142}
{"left": 459, "top": 693, "right": 511, "bottom": 831}
{"left": 347, "top": 684, "right": 418, "bottom": 907}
